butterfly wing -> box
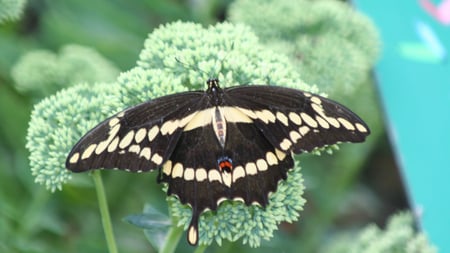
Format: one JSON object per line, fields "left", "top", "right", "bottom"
{"left": 223, "top": 85, "right": 370, "bottom": 154}
{"left": 66, "top": 91, "right": 206, "bottom": 173}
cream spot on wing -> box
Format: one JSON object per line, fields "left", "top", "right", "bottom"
{"left": 117, "top": 112, "right": 125, "bottom": 118}
{"left": 233, "top": 197, "right": 245, "bottom": 203}
{"left": 299, "top": 126, "right": 310, "bottom": 136}
{"left": 134, "top": 128, "right": 147, "bottom": 143}
{"left": 81, "top": 144, "right": 97, "bottom": 160}
{"left": 69, "top": 152, "right": 80, "bottom": 164}
{"left": 289, "top": 130, "right": 302, "bottom": 143}
{"left": 222, "top": 106, "right": 253, "bottom": 123}
{"left": 280, "top": 138, "right": 292, "bottom": 151}
{"left": 316, "top": 116, "right": 330, "bottom": 129}
{"left": 275, "top": 148, "right": 286, "bottom": 161}
{"left": 119, "top": 130, "right": 135, "bottom": 149}
{"left": 151, "top": 153, "right": 163, "bottom": 165}
{"left": 232, "top": 166, "right": 245, "bottom": 182}
{"left": 266, "top": 151, "right": 278, "bottom": 165}
{"left": 338, "top": 117, "right": 355, "bottom": 130}
{"left": 325, "top": 116, "right": 340, "bottom": 128}
{"left": 301, "top": 113, "right": 318, "bottom": 128}
{"left": 310, "top": 96, "right": 322, "bottom": 105}
{"left": 95, "top": 140, "right": 110, "bottom": 155}
{"left": 208, "top": 170, "right": 222, "bottom": 183}
{"left": 162, "top": 160, "right": 172, "bottom": 176}
{"left": 303, "top": 92, "right": 312, "bottom": 97}
{"left": 196, "top": 168, "right": 207, "bottom": 182}
{"left": 109, "top": 123, "right": 121, "bottom": 136}
{"left": 139, "top": 147, "right": 151, "bottom": 160}
{"left": 276, "top": 112, "right": 289, "bottom": 126}
{"left": 288, "top": 112, "right": 302, "bottom": 125}
{"left": 237, "top": 107, "right": 257, "bottom": 119}
{"left": 245, "top": 162, "right": 257, "bottom": 175}
{"left": 178, "top": 113, "right": 197, "bottom": 128}
{"left": 311, "top": 103, "right": 325, "bottom": 116}
{"left": 355, "top": 123, "right": 368, "bottom": 133}
{"left": 217, "top": 197, "right": 227, "bottom": 205}
{"left": 161, "top": 120, "right": 179, "bottom": 135}
{"left": 171, "top": 162, "right": 183, "bottom": 178}
{"left": 222, "top": 172, "right": 232, "bottom": 187}
{"left": 107, "top": 137, "right": 120, "bottom": 152}
{"left": 187, "top": 225, "right": 198, "bottom": 246}
{"left": 147, "top": 126, "right": 159, "bottom": 142}
{"left": 128, "top": 144, "right": 140, "bottom": 154}
{"left": 184, "top": 108, "right": 213, "bottom": 131}
{"left": 255, "top": 109, "right": 276, "bottom": 124}
{"left": 184, "top": 168, "right": 195, "bottom": 181}
{"left": 109, "top": 117, "right": 120, "bottom": 127}
{"left": 256, "top": 159, "right": 268, "bottom": 171}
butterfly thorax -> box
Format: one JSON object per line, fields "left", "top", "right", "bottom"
{"left": 206, "top": 78, "right": 224, "bottom": 106}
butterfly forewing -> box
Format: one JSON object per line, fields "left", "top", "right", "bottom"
{"left": 66, "top": 91, "right": 205, "bottom": 173}
{"left": 223, "top": 85, "right": 370, "bottom": 153}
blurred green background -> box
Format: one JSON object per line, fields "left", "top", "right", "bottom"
{"left": 0, "top": 0, "right": 411, "bottom": 252}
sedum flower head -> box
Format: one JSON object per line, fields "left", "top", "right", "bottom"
{"left": 0, "top": 0, "right": 26, "bottom": 23}
{"left": 12, "top": 44, "right": 120, "bottom": 98}
{"left": 322, "top": 212, "right": 438, "bottom": 253}
{"left": 229, "top": 0, "right": 380, "bottom": 97}
{"left": 27, "top": 21, "right": 313, "bottom": 245}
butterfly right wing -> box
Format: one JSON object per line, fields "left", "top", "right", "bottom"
{"left": 66, "top": 91, "right": 206, "bottom": 173}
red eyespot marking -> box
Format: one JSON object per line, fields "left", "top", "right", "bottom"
{"left": 218, "top": 157, "right": 233, "bottom": 173}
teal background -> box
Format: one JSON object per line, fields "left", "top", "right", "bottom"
{"left": 354, "top": 0, "right": 450, "bottom": 252}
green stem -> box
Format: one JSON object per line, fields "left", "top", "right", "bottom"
{"left": 92, "top": 170, "right": 118, "bottom": 253}
{"left": 160, "top": 225, "right": 183, "bottom": 253}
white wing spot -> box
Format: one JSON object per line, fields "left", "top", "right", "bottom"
{"left": 310, "top": 96, "right": 322, "bottom": 105}
{"left": 151, "top": 153, "right": 163, "bottom": 165}
{"left": 208, "top": 169, "right": 222, "bottom": 183}
{"left": 195, "top": 168, "right": 208, "bottom": 182}
{"left": 128, "top": 144, "right": 140, "bottom": 154}
{"left": 276, "top": 112, "right": 289, "bottom": 126}
{"left": 232, "top": 166, "right": 246, "bottom": 183}
{"left": 161, "top": 120, "right": 179, "bottom": 135}
{"left": 139, "top": 147, "right": 151, "bottom": 160}
{"left": 316, "top": 116, "right": 330, "bottom": 129}
{"left": 222, "top": 172, "right": 232, "bottom": 187}
{"left": 184, "top": 168, "right": 195, "bottom": 181}
{"left": 255, "top": 109, "right": 276, "bottom": 124}
{"left": 256, "top": 159, "right": 268, "bottom": 171}
{"left": 245, "top": 162, "right": 258, "bottom": 175}
{"left": 237, "top": 108, "right": 257, "bottom": 119}
{"left": 147, "top": 126, "right": 159, "bottom": 142}
{"left": 188, "top": 225, "right": 198, "bottom": 246}
{"left": 171, "top": 162, "right": 183, "bottom": 178}
{"left": 275, "top": 148, "right": 286, "bottom": 161}
{"left": 288, "top": 112, "right": 302, "bottom": 125}
{"left": 338, "top": 117, "right": 355, "bottom": 130}
{"left": 222, "top": 106, "right": 253, "bottom": 123}
{"left": 162, "top": 160, "right": 172, "bottom": 175}
{"left": 107, "top": 137, "right": 120, "bottom": 152}
{"left": 109, "top": 117, "right": 120, "bottom": 127}
{"left": 95, "top": 140, "right": 110, "bottom": 155}
{"left": 280, "top": 138, "right": 292, "bottom": 151}
{"left": 81, "top": 144, "right": 97, "bottom": 160}
{"left": 299, "top": 126, "right": 310, "bottom": 136}
{"left": 134, "top": 128, "right": 147, "bottom": 143}
{"left": 266, "top": 151, "right": 278, "bottom": 165}
{"left": 301, "top": 113, "right": 318, "bottom": 128}
{"left": 325, "top": 116, "right": 340, "bottom": 128}
{"left": 119, "top": 130, "right": 135, "bottom": 149}
{"left": 355, "top": 123, "right": 368, "bottom": 133}
{"left": 69, "top": 152, "right": 80, "bottom": 164}
{"left": 289, "top": 130, "right": 302, "bottom": 143}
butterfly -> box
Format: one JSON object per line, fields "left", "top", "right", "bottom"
{"left": 66, "top": 78, "right": 370, "bottom": 245}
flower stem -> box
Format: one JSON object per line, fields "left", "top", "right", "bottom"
{"left": 92, "top": 170, "right": 119, "bottom": 253}
{"left": 160, "top": 225, "right": 183, "bottom": 253}
{"left": 193, "top": 244, "right": 208, "bottom": 253}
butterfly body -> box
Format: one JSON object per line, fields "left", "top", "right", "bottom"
{"left": 66, "top": 79, "right": 369, "bottom": 245}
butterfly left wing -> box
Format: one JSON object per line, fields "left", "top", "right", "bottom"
{"left": 223, "top": 85, "right": 370, "bottom": 154}
{"left": 66, "top": 91, "right": 205, "bottom": 173}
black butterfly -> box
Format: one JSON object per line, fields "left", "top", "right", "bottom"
{"left": 66, "top": 79, "right": 370, "bottom": 245}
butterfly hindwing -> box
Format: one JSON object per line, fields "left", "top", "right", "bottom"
{"left": 66, "top": 91, "right": 205, "bottom": 172}
{"left": 223, "top": 85, "right": 370, "bottom": 154}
